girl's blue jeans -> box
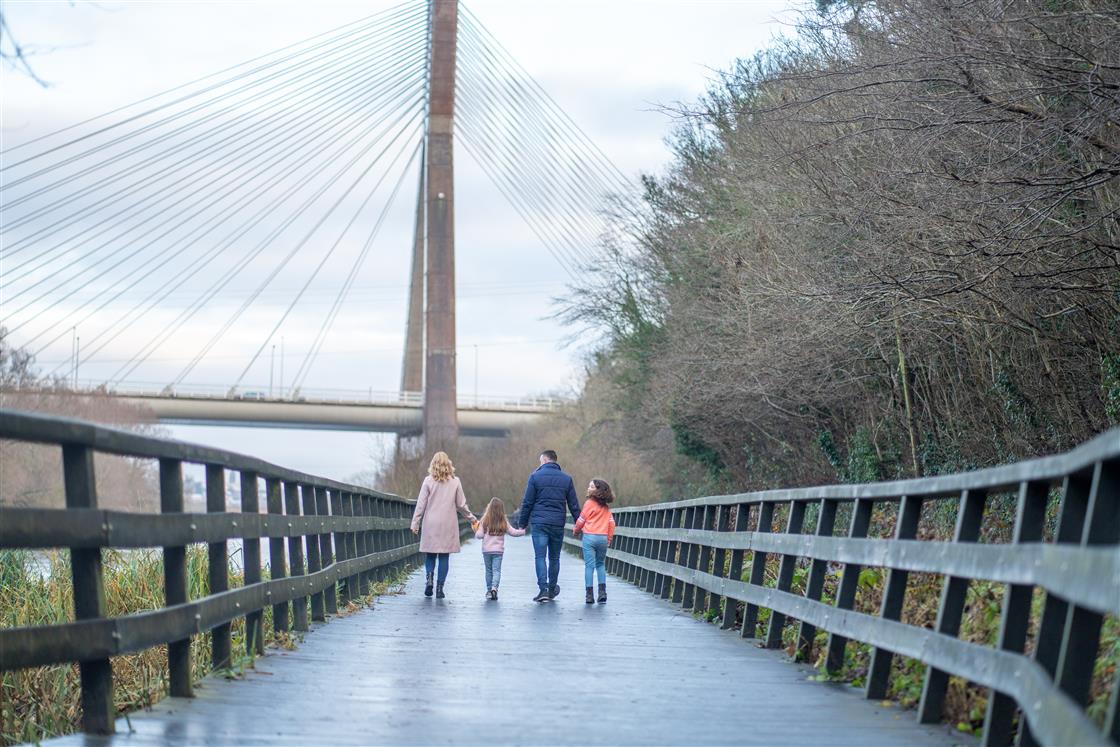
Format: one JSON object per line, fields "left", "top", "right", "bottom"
{"left": 582, "top": 533, "right": 608, "bottom": 587}
{"left": 483, "top": 553, "right": 503, "bottom": 589}
{"left": 425, "top": 552, "right": 449, "bottom": 583}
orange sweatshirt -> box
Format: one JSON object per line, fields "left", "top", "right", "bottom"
{"left": 574, "top": 499, "right": 615, "bottom": 542}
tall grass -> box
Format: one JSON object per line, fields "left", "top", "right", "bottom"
{"left": 0, "top": 548, "right": 409, "bottom": 746}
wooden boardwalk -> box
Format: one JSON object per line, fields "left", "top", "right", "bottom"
{"left": 49, "top": 538, "right": 971, "bottom": 746}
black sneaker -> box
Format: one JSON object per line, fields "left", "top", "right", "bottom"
{"left": 491, "top": 588, "right": 498, "bottom": 601}
{"left": 548, "top": 584, "right": 560, "bottom": 599}
{"left": 532, "top": 590, "right": 551, "bottom": 603}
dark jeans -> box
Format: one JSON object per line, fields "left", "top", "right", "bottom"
{"left": 424, "top": 552, "right": 449, "bottom": 583}
{"left": 530, "top": 524, "right": 565, "bottom": 592}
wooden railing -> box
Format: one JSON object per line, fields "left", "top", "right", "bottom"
{"left": 0, "top": 409, "right": 428, "bottom": 735}
{"left": 566, "top": 428, "right": 1120, "bottom": 747}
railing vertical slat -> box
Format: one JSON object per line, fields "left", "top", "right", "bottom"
{"left": 709, "top": 504, "right": 732, "bottom": 620}
{"left": 866, "top": 494, "right": 924, "bottom": 697}
{"left": 65, "top": 444, "right": 115, "bottom": 734}
{"left": 627, "top": 511, "right": 642, "bottom": 585}
{"left": 331, "top": 490, "right": 351, "bottom": 606}
{"left": 742, "top": 500, "right": 776, "bottom": 639}
{"left": 240, "top": 470, "right": 264, "bottom": 656}
{"left": 345, "top": 492, "right": 360, "bottom": 598}
{"left": 982, "top": 480, "right": 1048, "bottom": 747}
{"left": 266, "top": 477, "right": 289, "bottom": 634}
{"left": 638, "top": 510, "right": 653, "bottom": 591}
{"left": 681, "top": 507, "right": 700, "bottom": 609}
{"left": 917, "top": 488, "right": 988, "bottom": 724}
{"left": 1054, "top": 459, "right": 1120, "bottom": 708}
{"left": 655, "top": 509, "right": 672, "bottom": 598}
{"left": 206, "top": 464, "right": 231, "bottom": 670}
{"left": 796, "top": 498, "right": 838, "bottom": 661}
{"left": 373, "top": 497, "right": 387, "bottom": 583}
{"left": 1027, "top": 471, "right": 1092, "bottom": 744}
{"left": 668, "top": 509, "right": 684, "bottom": 603}
{"left": 356, "top": 495, "right": 370, "bottom": 596}
{"left": 317, "top": 487, "right": 338, "bottom": 615}
{"left": 721, "top": 503, "right": 750, "bottom": 630}
{"left": 284, "top": 481, "right": 309, "bottom": 632}
{"left": 159, "top": 457, "right": 191, "bottom": 699}
{"left": 824, "top": 498, "right": 874, "bottom": 672}
{"left": 302, "top": 484, "right": 325, "bottom": 623}
{"left": 764, "top": 500, "right": 807, "bottom": 648}
{"left": 696, "top": 506, "right": 714, "bottom": 614}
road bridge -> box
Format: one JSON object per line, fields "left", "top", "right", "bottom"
{"left": 1, "top": 382, "right": 561, "bottom": 436}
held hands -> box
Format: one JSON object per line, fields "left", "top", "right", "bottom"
{"left": 411, "top": 527, "right": 419, "bottom": 535}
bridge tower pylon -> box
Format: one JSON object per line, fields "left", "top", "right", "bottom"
{"left": 403, "top": 0, "right": 459, "bottom": 453}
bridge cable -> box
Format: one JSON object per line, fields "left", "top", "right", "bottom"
{"left": 1, "top": 17, "right": 430, "bottom": 263}
{"left": 458, "top": 7, "right": 636, "bottom": 197}
{"left": 454, "top": 59, "right": 611, "bottom": 267}
{"left": 454, "top": 72, "right": 604, "bottom": 270}
{"left": 289, "top": 138, "right": 424, "bottom": 392}
{"left": 93, "top": 98, "right": 429, "bottom": 385}
{"left": 2, "top": 41, "right": 430, "bottom": 307}
{"left": 7, "top": 56, "right": 427, "bottom": 328}
{"left": 0, "top": 0, "right": 424, "bottom": 166}
{"left": 107, "top": 98, "right": 428, "bottom": 386}
{"left": 452, "top": 20, "right": 638, "bottom": 270}
{"left": 225, "top": 123, "right": 426, "bottom": 392}
{"left": 456, "top": 28, "right": 639, "bottom": 234}
{"left": 29, "top": 66, "right": 430, "bottom": 361}
{"left": 457, "top": 17, "right": 644, "bottom": 244}
{"left": 169, "top": 108, "right": 427, "bottom": 388}
{"left": 5, "top": 74, "right": 428, "bottom": 341}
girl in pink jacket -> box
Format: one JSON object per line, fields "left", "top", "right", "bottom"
{"left": 473, "top": 497, "right": 525, "bottom": 600}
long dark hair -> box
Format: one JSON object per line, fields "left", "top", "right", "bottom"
{"left": 587, "top": 478, "right": 614, "bottom": 506}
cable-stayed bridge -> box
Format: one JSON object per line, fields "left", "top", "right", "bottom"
{"left": 2, "top": 4, "right": 1119, "bottom": 747}
{"left": 1, "top": 0, "right": 630, "bottom": 447}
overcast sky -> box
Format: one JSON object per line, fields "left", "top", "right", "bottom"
{"left": 2, "top": 0, "right": 797, "bottom": 480}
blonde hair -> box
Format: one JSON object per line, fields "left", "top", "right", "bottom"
{"left": 480, "top": 497, "right": 509, "bottom": 536}
{"left": 428, "top": 451, "right": 455, "bottom": 482}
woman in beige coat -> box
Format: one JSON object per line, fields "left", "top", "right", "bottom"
{"left": 410, "top": 451, "right": 476, "bottom": 599}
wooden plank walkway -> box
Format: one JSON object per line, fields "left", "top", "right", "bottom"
{"left": 49, "top": 538, "right": 971, "bottom": 746}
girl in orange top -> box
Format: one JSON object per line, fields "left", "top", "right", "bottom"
{"left": 572, "top": 478, "right": 616, "bottom": 604}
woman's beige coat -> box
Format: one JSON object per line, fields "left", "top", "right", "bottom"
{"left": 410, "top": 475, "right": 475, "bottom": 553}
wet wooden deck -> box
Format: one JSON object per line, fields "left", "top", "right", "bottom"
{"left": 49, "top": 538, "right": 970, "bottom": 746}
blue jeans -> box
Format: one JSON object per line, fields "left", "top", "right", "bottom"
{"left": 484, "top": 553, "right": 503, "bottom": 589}
{"left": 424, "top": 552, "right": 449, "bottom": 583}
{"left": 582, "top": 533, "right": 608, "bottom": 587}
{"left": 530, "top": 524, "right": 564, "bottom": 592}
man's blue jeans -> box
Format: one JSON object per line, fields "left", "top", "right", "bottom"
{"left": 530, "top": 524, "right": 565, "bottom": 593}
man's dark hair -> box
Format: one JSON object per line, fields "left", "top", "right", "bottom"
{"left": 540, "top": 450, "right": 558, "bottom": 462}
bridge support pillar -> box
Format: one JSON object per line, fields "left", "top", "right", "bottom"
{"left": 423, "top": 0, "right": 459, "bottom": 453}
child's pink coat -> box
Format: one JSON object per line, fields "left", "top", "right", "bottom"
{"left": 474, "top": 524, "right": 526, "bottom": 553}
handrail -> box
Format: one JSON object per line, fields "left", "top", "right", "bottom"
{"left": 0, "top": 408, "right": 468, "bottom": 737}
{"left": 566, "top": 428, "right": 1120, "bottom": 747}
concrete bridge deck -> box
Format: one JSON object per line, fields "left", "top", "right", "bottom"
{"left": 48, "top": 539, "right": 970, "bottom": 746}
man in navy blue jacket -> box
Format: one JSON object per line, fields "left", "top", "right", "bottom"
{"left": 516, "top": 449, "right": 580, "bottom": 602}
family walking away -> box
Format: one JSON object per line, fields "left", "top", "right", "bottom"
{"left": 572, "top": 478, "right": 615, "bottom": 604}
{"left": 473, "top": 497, "right": 525, "bottom": 600}
{"left": 410, "top": 451, "right": 476, "bottom": 599}
{"left": 411, "top": 447, "right": 616, "bottom": 605}
{"left": 515, "top": 449, "right": 581, "bottom": 602}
